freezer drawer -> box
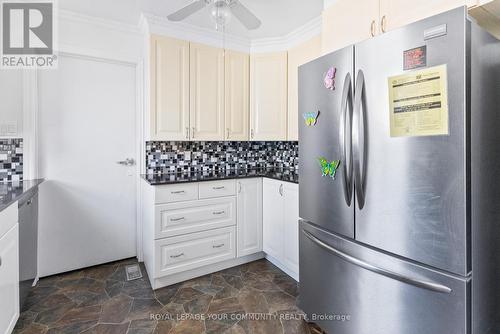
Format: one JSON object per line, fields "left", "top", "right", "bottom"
{"left": 299, "top": 221, "right": 470, "bottom": 334}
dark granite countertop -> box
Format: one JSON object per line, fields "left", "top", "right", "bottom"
{"left": 0, "top": 179, "right": 44, "bottom": 213}
{"left": 141, "top": 168, "right": 299, "bottom": 186}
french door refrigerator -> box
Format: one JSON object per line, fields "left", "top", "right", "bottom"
{"left": 298, "top": 7, "right": 500, "bottom": 334}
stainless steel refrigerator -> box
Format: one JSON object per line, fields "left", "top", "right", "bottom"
{"left": 298, "top": 7, "right": 500, "bottom": 334}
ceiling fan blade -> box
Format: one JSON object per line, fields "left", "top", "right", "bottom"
{"left": 167, "top": 1, "right": 207, "bottom": 21}
{"left": 230, "top": 1, "right": 261, "bottom": 30}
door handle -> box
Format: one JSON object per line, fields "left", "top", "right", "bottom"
{"left": 170, "top": 253, "right": 184, "bottom": 259}
{"left": 302, "top": 230, "right": 452, "bottom": 294}
{"left": 213, "top": 243, "right": 225, "bottom": 248}
{"left": 170, "top": 217, "right": 185, "bottom": 222}
{"left": 339, "top": 73, "right": 353, "bottom": 207}
{"left": 213, "top": 211, "right": 225, "bottom": 215}
{"left": 279, "top": 184, "right": 284, "bottom": 196}
{"left": 238, "top": 182, "right": 242, "bottom": 193}
{"left": 116, "top": 158, "right": 135, "bottom": 166}
{"left": 226, "top": 128, "right": 230, "bottom": 139}
{"left": 212, "top": 186, "right": 225, "bottom": 190}
{"left": 192, "top": 127, "right": 195, "bottom": 139}
{"left": 186, "top": 127, "right": 189, "bottom": 139}
{"left": 171, "top": 190, "right": 186, "bottom": 194}
{"left": 352, "top": 70, "right": 367, "bottom": 209}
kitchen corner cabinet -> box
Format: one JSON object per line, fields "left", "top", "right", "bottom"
{"left": 322, "top": 0, "right": 476, "bottom": 54}
{"left": 250, "top": 52, "right": 288, "bottom": 141}
{"left": 150, "top": 35, "right": 190, "bottom": 141}
{"left": 190, "top": 43, "right": 225, "bottom": 141}
{"left": 236, "top": 179, "right": 263, "bottom": 257}
{"left": 225, "top": 50, "right": 250, "bottom": 141}
{"left": 288, "top": 36, "right": 322, "bottom": 141}
{"left": 262, "top": 178, "right": 299, "bottom": 279}
{"left": 0, "top": 204, "right": 19, "bottom": 334}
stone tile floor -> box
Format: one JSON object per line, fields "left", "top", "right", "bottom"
{"left": 14, "top": 258, "right": 325, "bottom": 334}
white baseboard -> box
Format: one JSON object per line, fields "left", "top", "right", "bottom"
{"left": 265, "top": 254, "right": 299, "bottom": 282}
{"left": 151, "top": 252, "right": 265, "bottom": 289}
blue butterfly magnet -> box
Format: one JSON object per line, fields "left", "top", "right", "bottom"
{"left": 303, "top": 111, "right": 320, "bottom": 126}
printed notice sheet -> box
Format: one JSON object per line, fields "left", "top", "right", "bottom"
{"left": 388, "top": 65, "right": 449, "bottom": 137}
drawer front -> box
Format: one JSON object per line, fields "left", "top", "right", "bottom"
{"left": 155, "top": 226, "right": 236, "bottom": 277}
{"left": 199, "top": 180, "right": 236, "bottom": 199}
{"left": 155, "top": 183, "right": 199, "bottom": 204}
{"left": 155, "top": 198, "right": 236, "bottom": 238}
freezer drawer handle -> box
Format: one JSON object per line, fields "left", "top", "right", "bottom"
{"left": 302, "top": 230, "right": 452, "bottom": 294}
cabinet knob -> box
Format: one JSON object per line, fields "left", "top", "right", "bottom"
{"left": 381, "top": 15, "right": 387, "bottom": 33}
{"left": 370, "top": 20, "right": 376, "bottom": 37}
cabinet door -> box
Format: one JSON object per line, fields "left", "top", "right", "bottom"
{"left": 283, "top": 183, "right": 299, "bottom": 276}
{"left": 287, "top": 36, "right": 322, "bottom": 141}
{"left": 250, "top": 52, "right": 288, "bottom": 141}
{"left": 225, "top": 50, "right": 250, "bottom": 141}
{"left": 262, "top": 179, "right": 284, "bottom": 259}
{"left": 150, "top": 35, "right": 190, "bottom": 141}
{"left": 321, "top": 0, "right": 379, "bottom": 54}
{"left": 380, "top": 0, "right": 469, "bottom": 32}
{"left": 0, "top": 225, "right": 19, "bottom": 334}
{"left": 190, "top": 43, "right": 225, "bottom": 141}
{"left": 237, "top": 178, "right": 263, "bottom": 257}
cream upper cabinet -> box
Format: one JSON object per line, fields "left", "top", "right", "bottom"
{"left": 190, "top": 43, "right": 225, "bottom": 141}
{"left": 379, "top": 0, "right": 473, "bottom": 32}
{"left": 250, "top": 52, "right": 288, "bottom": 141}
{"left": 287, "top": 36, "right": 322, "bottom": 141}
{"left": 322, "top": 0, "right": 380, "bottom": 54}
{"left": 225, "top": 50, "right": 250, "bottom": 141}
{"left": 150, "top": 35, "right": 190, "bottom": 141}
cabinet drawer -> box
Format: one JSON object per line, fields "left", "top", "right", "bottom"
{"left": 155, "top": 198, "right": 236, "bottom": 238}
{"left": 199, "top": 180, "right": 236, "bottom": 199}
{"left": 155, "top": 226, "right": 236, "bottom": 277}
{"left": 155, "top": 183, "right": 199, "bottom": 204}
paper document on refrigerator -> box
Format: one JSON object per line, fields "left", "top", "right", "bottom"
{"left": 388, "top": 64, "right": 449, "bottom": 137}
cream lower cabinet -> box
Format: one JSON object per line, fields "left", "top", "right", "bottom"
{"left": 236, "top": 179, "right": 263, "bottom": 257}
{"left": 0, "top": 204, "right": 19, "bottom": 334}
{"left": 250, "top": 52, "right": 288, "bottom": 141}
{"left": 190, "top": 43, "right": 225, "bottom": 141}
{"left": 262, "top": 178, "right": 299, "bottom": 280}
{"left": 142, "top": 179, "right": 263, "bottom": 289}
{"left": 225, "top": 50, "right": 250, "bottom": 141}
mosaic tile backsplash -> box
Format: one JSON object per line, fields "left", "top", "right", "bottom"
{"left": 0, "top": 138, "right": 23, "bottom": 183}
{"left": 146, "top": 141, "right": 298, "bottom": 174}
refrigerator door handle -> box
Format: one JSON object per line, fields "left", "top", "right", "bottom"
{"left": 353, "top": 70, "right": 367, "bottom": 209}
{"left": 339, "top": 72, "right": 353, "bottom": 206}
{"left": 302, "top": 229, "right": 453, "bottom": 294}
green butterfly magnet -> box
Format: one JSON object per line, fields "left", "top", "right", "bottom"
{"left": 318, "top": 157, "right": 341, "bottom": 179}
{"left": 303, "top": 111, "right": 320, "bottom": 126}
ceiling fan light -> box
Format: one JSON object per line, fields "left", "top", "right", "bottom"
{"left": 210, "top": 0, "right": 231, "bottom": 30}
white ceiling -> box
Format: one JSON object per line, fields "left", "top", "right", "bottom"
{"left": 58, "top": 0, "right": 324, "bottom": 39}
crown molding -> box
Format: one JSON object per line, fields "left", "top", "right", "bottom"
{"left": 58, "top": 9, "right": 141, "bottom": 35}
{"left": 250, "top": 16, "right": 322, "bottom": 53}
{"left": 142, "top": 12, "right": 252, "bottom": 53}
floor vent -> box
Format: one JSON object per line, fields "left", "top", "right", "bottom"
{"left": 125, "top": 264, "right": 143, "bottom": 281}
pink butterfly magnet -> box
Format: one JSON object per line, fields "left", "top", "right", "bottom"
{"left": 324, "top": 67, "right": 337, "bottom": 90}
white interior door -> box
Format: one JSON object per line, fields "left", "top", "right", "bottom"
{"left": 38, "top": 54, "right": 137, "bottom": 277}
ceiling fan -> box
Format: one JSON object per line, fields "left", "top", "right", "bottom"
{"left": 167, "top": 0, "right": 262, "bottom": 30}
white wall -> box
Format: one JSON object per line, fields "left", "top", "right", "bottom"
{"left": 0, "top": 71, "right": 23, "bottom": 138}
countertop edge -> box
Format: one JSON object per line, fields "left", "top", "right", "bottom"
{"left": 0, "top": 179, "right": 44, "bottom": 213}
